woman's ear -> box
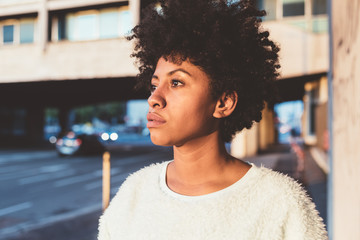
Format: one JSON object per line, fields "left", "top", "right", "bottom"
{"left": 213, "top": 91, "right": 238, "bottom": 118}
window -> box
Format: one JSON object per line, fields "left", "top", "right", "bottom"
{"left": 62, "top": 7, "right": 132, "bottom": 42}
{"left": 254, "top": 0, "right": 327, "bottom": 33}
{"left": 283, "top": 0, "right": 305, "bottom": 17}
{"left": 20, "top": 21, "right": 34, "bottom": 43}
{"left": 312, "top": 18, "right": 327, "bottom": 33}
{"left": 77, "top": 14, "right": 97, "bottom": 41}
{"left": 119, "top": 10, "right": 132, "bottom": 36}
{"left": 1, "top": 18, "right": 36, "bottom": 45}
{"left": 3, "top": 25, "right": 14, "bottom": 44}
{"left": 312, "top": 0, "right": 327, "bottom": 15}
{"left": 100, "top": 11, "right": 119, "bottom": 39}
{"left": 58, "top": 15, "right": 66, "bottom": 40}
{"left": 65, "top": 15, "right": 76, "bottom": 41}
{"left": 66, "top": 12, "right": 98, "bottom": 41}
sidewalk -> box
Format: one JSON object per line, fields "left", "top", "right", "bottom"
{"left": 8, "top": 144, "right": 327, "bottom": 239}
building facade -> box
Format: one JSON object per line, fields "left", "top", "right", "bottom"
{"left": 231, "top": 0, "right": 329, "bottom": 158}
{"left": 0, "top": 0, "right": 140, "bottom": 83}
{"left": 0, "top": 0, "right": 144, "bottom": 144}
{"left": 0, "top": 0, "right": 329, "bottom": 155}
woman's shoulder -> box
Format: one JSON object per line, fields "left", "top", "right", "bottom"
{"left": 250, "top": 164, "right": 309, "bottom": 202}
{"left": 251, "top": 165, "right": 327, "bottom": 238}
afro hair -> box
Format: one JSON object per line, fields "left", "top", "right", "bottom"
{"left": 128, "top": 0, "right": 280, "bottom": 142}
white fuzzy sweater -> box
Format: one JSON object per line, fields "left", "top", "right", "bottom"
{"left": 98, "top": 161, "right": 327, "bottom": 240}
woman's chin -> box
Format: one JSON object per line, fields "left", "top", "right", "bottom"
{"left": 150, "top": 134, "right": 173, "bottom": 147}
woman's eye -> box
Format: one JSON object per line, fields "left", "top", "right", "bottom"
{"left": 150, "top": 84, "right": 157, "bottom": 92}
{"left": 171, "top": 80, "right": 183, "bottom": 87}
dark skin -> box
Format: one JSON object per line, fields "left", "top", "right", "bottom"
{"left": 147, "top": 57, "right": 251, "bottom": 196}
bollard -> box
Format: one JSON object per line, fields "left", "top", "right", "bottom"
{"left": 102, "top": 151, "right": 111, "bottom": 211}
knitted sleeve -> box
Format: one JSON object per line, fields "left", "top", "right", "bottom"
{"left": 98, "top": 214, "right": 110, "bottom": 240}
{"left": 282, "top": 180, "right": 328, "bottom": 240}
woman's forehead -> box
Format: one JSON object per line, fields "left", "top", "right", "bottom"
{"left": 154, "top": 57, "right": 210, "bottom": 81}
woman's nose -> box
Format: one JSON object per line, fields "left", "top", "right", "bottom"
{"left": 148, "top": 88, "right": 166, "bottom": 109}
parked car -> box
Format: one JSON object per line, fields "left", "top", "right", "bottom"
{"left": 55, "top": 131, "right": 105, "bottom": 156}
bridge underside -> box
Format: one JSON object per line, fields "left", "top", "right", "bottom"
{"left": 276, "top": 73, "right": 326, "bottom": 103}
{"left": 0, "top": 73, "right": 325, "bottom": 147}
{"left": 0, "top": 77, "right": 148, "bottom": 147}
{"left": 0, "top": 77, "right": 147, "bottom": 108}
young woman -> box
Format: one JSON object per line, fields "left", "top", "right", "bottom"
{"left": 98, "top": 0, "right": 328, "bottom": 239}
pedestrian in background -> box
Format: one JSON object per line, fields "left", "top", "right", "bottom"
{"left": 98, "top": 0, "right": 327, "bottom": 239}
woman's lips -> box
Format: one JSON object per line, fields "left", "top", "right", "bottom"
{"left": 147, "top": 112, "right": 166, "bottom": 128}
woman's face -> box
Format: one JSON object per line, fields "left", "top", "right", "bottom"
{"left": 147, "top": 57, "right": 219, "bottom": 147}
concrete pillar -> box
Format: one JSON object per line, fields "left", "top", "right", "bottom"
{"left": 38, "top": 0, "right": 48, "bottom": 51}
{"left": 129, "top": 0, "right": 141, "bottom": 27}
{"left": 231, "top": 124, "right": 259, "bottom": 158}
{"left": 259, "top": 106, "right": 275, "bottom": 151}
{"left": 231, "top": 130, "right": 247, "bottom": 159}
{"left": 247, "top": 123, "right": 259, "bottom": 156}
{"left": 305, "top": 0, "right": 312, "bottom": 31}
{"left": 330, "top": 0, "right": 360, "bottom": 239}
{"left": 276, "top": 0, "right": 283, "bottom": 20}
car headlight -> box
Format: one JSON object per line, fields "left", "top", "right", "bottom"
{"left": 101, "top": 133, "right": 110, "bottom": 141}
{"left": 110, "top": 132, "right": 118, "bottom": 141}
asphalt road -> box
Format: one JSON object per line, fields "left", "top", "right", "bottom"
{"left": 0, "top": 144, "right": 173, "bottom": 240}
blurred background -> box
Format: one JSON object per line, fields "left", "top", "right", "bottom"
{"left": 0, "top": 0, "right": 359, "bottom": 239}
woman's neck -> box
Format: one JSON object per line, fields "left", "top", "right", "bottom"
{"left": 167, "top": 131, "right": 250, "bottom": 196}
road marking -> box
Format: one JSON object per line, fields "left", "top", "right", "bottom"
{"left": 39, "top": 164, "right": 69, "bottom": 173}
{"left": 0, "top": 203, "right": 101, "bottom": 239}
{"left": 54, "top": 168, "right": 121, "bottom": 187}
{"left": 84, "top": 172, "right": 129, "bottom": 190}
{"left": 0, "top": 168, "right": 41, "bottom": 181}
{"left": 0, "top": 151, "right": 56, "bottom": 164}
{"left": 18, "top": 169, "right": 76, "bottom": 185}
{"left": 0, "top": 165, "right": 25, "bottom": 174}
{"left": 0, "top": 202, "right": 33, "bottom": 217}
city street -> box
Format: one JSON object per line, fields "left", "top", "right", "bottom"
{"left": 0, "top": 144, "right": 173, "bottom": 240}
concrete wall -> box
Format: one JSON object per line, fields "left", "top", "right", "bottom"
{"left": 331, "top": 0, "right": 360, "bottom": 239}
{"left": 263, "top": 21, "right": 328, "bottom": 79}
{"left": 0, "top": 38, "right": 137, "bottom": 83}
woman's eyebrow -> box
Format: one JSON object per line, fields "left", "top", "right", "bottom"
{"left": 152, "top": 68, "right": 192, "bottom": 79}
{"left": 168, "top": 68, "right": 192, "bottom": 76}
